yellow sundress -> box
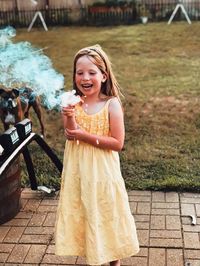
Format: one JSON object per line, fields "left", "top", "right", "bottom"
{"left": 55, "top": 99, "right": 139, "bottom": 265}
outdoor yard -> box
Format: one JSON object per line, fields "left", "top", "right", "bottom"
{"left": 4, "top": 21, "right": 200, "bottom": 192}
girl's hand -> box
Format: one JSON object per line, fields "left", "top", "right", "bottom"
{"left": 61, "top": 105, "right": 75, "bottom": 117}
{"left": 65, "top": 126, "right": 85, "bottom": 141}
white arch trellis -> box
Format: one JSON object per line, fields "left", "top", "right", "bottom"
{"left": 27, "top": 0, "right": 48, "bottom": 31}
{"left": 167, "top": 0, "right": 192, "bottom": 24}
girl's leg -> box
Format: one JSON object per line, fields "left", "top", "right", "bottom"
{"left": 110, "top": 260, "right": 120, "bottom": 266}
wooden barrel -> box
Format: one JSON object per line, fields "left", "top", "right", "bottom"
{"left": 0, "top": 157, "right": 21, "bottom": 225}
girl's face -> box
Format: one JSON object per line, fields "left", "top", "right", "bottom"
{"left": 75, "top": 55, "right": 107, "bottom": 98}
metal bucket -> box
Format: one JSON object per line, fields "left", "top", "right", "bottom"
{"left": 0, "top": 157, "right": 21, "bottom": 225}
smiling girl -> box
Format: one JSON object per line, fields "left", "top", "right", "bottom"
{"left": 55, "top": 44, "right": 139, "bottom": 266}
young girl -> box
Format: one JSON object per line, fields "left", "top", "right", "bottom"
{"left": 55, "top": 44, "right": 139, "bottom": 266}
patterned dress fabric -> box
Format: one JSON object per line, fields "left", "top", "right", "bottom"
{"left": 55, "top": 99, "right": 139, "bottom": 265}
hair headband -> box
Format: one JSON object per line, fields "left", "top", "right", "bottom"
{"left": 89, "top": 47, "right": 107, "bottom": 71}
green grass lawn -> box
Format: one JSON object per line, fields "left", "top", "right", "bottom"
{"left": 5, "top": 22, "right": 200, "bottom": 192}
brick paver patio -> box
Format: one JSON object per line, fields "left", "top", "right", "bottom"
{"left": 0, "top": 188, "right": 200, "bottom": 265}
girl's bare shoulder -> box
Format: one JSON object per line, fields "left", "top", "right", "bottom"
{"left": 108, "top": 97, "right": 123, "bottom": 114}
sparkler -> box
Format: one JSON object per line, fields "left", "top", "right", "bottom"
{"left": 60, "top": 90, "right": 81, "bottom": 107}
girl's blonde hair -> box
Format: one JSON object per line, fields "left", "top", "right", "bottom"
{"left": 73, "top": 44, "right": 123, "bottom": 102}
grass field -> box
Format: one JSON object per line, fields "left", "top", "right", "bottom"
{"left": 3, "top": 21, "right": 200, "bottom": 191}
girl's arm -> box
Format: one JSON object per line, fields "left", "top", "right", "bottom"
{"left": 65, "top": 98, "right": 125, "bottom": 151}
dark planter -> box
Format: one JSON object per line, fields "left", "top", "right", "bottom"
{"left": 0, "top": 157, "right": 21, "bottom": 225}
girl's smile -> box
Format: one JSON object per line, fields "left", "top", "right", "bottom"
{"left": 81, "top": 83, "right": 93, "bottom": 90}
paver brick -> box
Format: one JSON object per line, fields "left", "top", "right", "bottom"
{"left": 184, "top": 249, "right": 200, "bottom": 260}
{"left": 15, "top": 212, "right": 32, "bottom": 219}
{"left": 167, "top": 249, "right": 183, "bottom": 266}
{"left": 181, "top": 216, "right": 192, "bottom": 225}
{"left": 134, "top": 215, "right": 150, "bottom": 222}
{"left": 128, "top": 196, "right": 151, "bottom": 202}
{"left": 46, "top": 244, "right": 55, "bottom": 254}
{"left": 50, "top": 234, "right": 55, "bottom": 244}
{"left": 150, "top": 238, "right": 183, "bottom": 248}
{"left": 166, "top": 215, "right": 181, "bottom": 230}
{"left": 3, "top": 218, "right": 29, "bottom": 227}
{"left": 37, "top": 205, "right": 57, "bottom": 213}
{"left": 40, "top": 199, "right": 59, "bottom": 206}
{"left": 23, "top": 199, "right": 42, "bottom": 211}
{"left": 121, "top": 256, "right": 148, "bottom": 265}
{"left": 151, "top": 208, "right": 180, "bottom": 215}
{"left": 196, "top": 204, "right": 200, "bottom": 217}
{"left": 42, "top": 254, "right": 77, "bottom": 264}
{"left": 3, "top": 227, "right": 25, "bottom": 243}
{"left": 152, "top": 192, "right": 165, "bottom": 202}
{"left": 0, "top": 243, "right": 14, "bottom": 253}
{"left": 24, "top": 244, "right": 47, "bottom": 263}
{"left": 183, "top": 224, "right": 200, "bottom": 232}
{"left": 20, "top": 198, "right": 28, "bottom": 209}
{"left": 4, "top": 263, "right": 37, "bottom": 266}
{"left": 181, "top": 192, "right": 200, "bottom": 198}
{"left": 0, "top": 227, "right": 10, "bottom": 242}
{"left": 149, "top": 248, "right": 165, "bottom": 266}
{"left": 24, "top": 226, "right": 54, "bottom": 235}
{"left": 43, "top": 213, "right": 56, "bottom": 226}
{"left": 150, "top": 215, "right": 165, "bottom": 229}
{"left": 150, "top": 230, "right": 182, "bottom": 239}
{"left": 28, "top": 213, "right": 47, "bottom": 226}
{"left": 137, "top": 230, "right": 149, "bottom": 246}
{"left": 129, "top": 202, "right": 137, "bottom": 214}
{"left": 165, "top": 192, "right": 179, "bottom": 203}
{"left": 76, "top": 256, "right": 87, "bottom": 265}
{"left": 183, "top": 232, "right": 200, "bottom": 249}
{"left": 152, "top": 202, "right": 179, "bottom": 209}
{"left": 21, "top": 188, "right": 45, "bottom": 199}
{"left": 181, "top": 198, "right": 200, "bottom": 204}
{"left": 135, "top": 221, "right": 149, "bottom": 229}
{"left": 181, "top": 204, "right": 196, "bottom": 216}
{"left": 137, "top": 202, "right": 151, "bottom": 214}
{"left": 76, "top": 256, "right": 105, "bottom": 266}
{"left": 19, "top": 234, "right": 52, "bottom": 244}
{"left": 7, "top": 244, "right": 30, "bottom": 263}
{"left": 185, "top": 260, "right": 200, "bottom": 266}
{"left": 137, "top": 247, "right": 148, "bottom": 257}
{"left": 128, "top": 190, "right": 151, "bottom": 196}
{"left": 0, "top": 252, "right": 9, "bottom": 263}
